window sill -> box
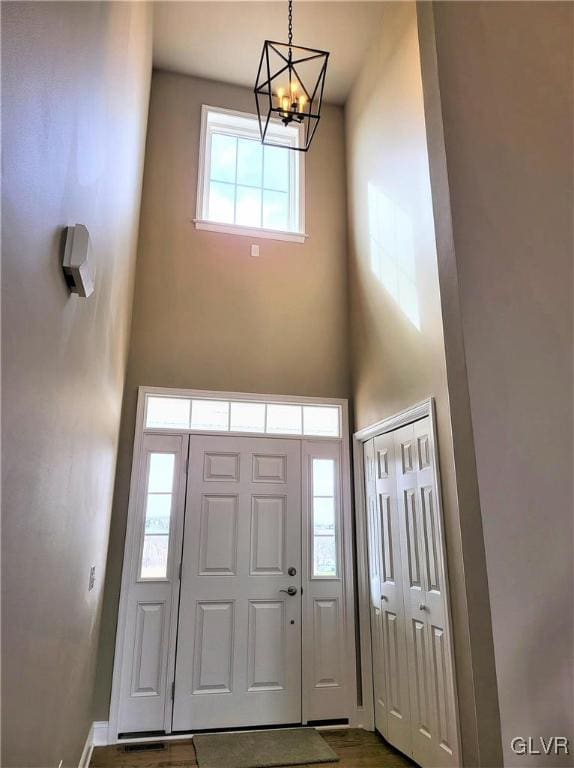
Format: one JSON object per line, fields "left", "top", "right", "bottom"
{"left": 193, "top": 219, "right": 308, "bottom": 244}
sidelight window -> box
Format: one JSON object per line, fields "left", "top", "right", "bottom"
{"left": 312, "top": 458, "right": 338, "bottom": 578}
{"left": 140, "top": 452, "right": 175, "bottom": 579}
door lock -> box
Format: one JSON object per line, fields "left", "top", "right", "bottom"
{"left": 288, "top": 566, "right": 297, "bottom": 576}
{"left": 280, "top": 586, "right": 298, "bottom": 596}
{"left": 419, "top": 603, "right": 428, "bottom": 611}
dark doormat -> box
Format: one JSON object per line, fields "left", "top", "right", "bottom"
{"left": 193, "top": 728, "right": 340, "bottom": 768}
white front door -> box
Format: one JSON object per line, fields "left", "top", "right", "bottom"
{"left": 172, "top": 435, "right": 302, "bottom": 731}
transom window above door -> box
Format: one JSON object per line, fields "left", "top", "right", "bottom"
{"left": 145, "top": 392, "right": 341, "bottom": 438}
{"left": 195, "top": 106, "right": 306, "bottom": 243}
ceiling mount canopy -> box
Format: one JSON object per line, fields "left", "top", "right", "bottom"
{"left": 254, "top": 0, "right": 329, "bottom": 152}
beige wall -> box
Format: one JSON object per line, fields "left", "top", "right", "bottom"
{"left": 95, "top": 70, "right": 350, "bottom": 716}
{"left": 1, "top": 3, "right": 152, "bottom": 766}
{"left": 346, "top": 4, "right": 501, "bottom": 765}
{"left": 428, "top": 3, "right": 574, "bottom": 764}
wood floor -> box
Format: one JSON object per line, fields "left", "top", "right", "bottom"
{"left": 91, "top": 728, "right": 416, "bottom": 768}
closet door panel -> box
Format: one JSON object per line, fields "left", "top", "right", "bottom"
{"left": 364, "top": 413, "right": 459, "bottom": 768}
{"left": 395, "top": 422, "right": 437, "bottom": 765}
{"left": 374, "top": 433, "right": 411, "bottom": 756}
{"left": 364, "top": 439, "right": 388, "bottom": 735}
{"left": 414, "top": 419, "right": 458, "bottom": 766}
{"left": 396, "top": 419, "right": 459, "bottom": 767}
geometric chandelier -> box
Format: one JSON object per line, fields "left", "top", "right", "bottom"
{"left": 254, "top": 0, "right": 329, "bottom": 152}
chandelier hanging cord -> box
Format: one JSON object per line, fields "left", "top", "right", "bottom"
{"left": 288, "top": 0, "right": 293, "bottom": 56}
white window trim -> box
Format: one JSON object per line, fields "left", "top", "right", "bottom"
{"left": 308, "top": 448, "right": 342, "bottom": 581}
{"left": 143, "top": 388, "right": 342, "bottom": 439}
{"left": 195, "top": 104, "right": 306, "bottom": 243}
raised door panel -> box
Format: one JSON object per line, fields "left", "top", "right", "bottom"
{"left": 312, "top": 598, "right": 342, "bottom": 688}
{"left": 429, "top": 624, "right": 455, "bottom": 762}
{"left": 379, "top": 493, "right": 395, "bottom": 586}
{"left": 400, "top": 439, "right": 415, "bottom": 474}
{"left": 410, "top": 618, "right": 432, "bottom": 743}
{"left": 383, "top": 610, "right": 401, "bottom": 719}
{"left": 198, "top": 495, "right": 238, "bottom": 575}
{"left": 252, "top": 454, "right": 287, "bottom": 483}
{"left": 382, "top": 606, "right": 412, "bottom": 754}
{"left": 421, "top": 485, "right": 440, "bottom": 594}
{"left": 247, "top": 600, "right": 285, "bottom": 691}
{"left": 131, "top": 602, "right": 165, "bottom": 697}
{"left": 404, "top": 488, "right": 423, "bottom": 591}
{"left": 204, "top": 453, "right": 240, "bottom": 481}
{"left": 371, "top": 606, "right": 387, "bottom": 724}
{"left": 192, "top": 601, "right": 234, "bottom": 694}
{"left": 367, "top": 489, "right": 381, "bottom": 599}
{"left": 250, "top": 496, "right": 286, "bottom": 575}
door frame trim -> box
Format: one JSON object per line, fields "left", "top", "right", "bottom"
{"left": 351, "top": 396, "right": 461, "bottom": 758}
{"left": 108, "top": 386, "right": 356, "bottom": 743}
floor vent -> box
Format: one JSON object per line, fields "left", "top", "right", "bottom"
{"left": 123, "top": 743, "right": 166, "bottom": 753}
{"left": 307, "top": 718, "right": 349, "bottom": 727}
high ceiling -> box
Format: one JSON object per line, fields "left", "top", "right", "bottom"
{"left": 152, "top": 2, "right": 385, "bottom": 105}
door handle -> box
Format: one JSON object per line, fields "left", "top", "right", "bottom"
{"left": 419, "top": 603, "right": 428, "bottom": 611}
{"left": 280, "top": 586, "right": 298, "bottom": 596}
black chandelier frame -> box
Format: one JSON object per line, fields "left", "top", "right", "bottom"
{"left": 254, "top": 35, "right": 329, "bottom": 152}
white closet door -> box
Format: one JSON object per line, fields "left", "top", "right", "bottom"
{"left": 364, "top": 438, "right": 388, "bottom": 735}
{"left": 373, "top": 431, "right": 412, "bottom": 755}
{"left": 173, "top": 435, "right": 302, "bottom": 731}
{"left": 394, "top": 419, "right": 459, "bottom": 767}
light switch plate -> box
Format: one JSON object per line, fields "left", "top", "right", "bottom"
{"left": 88, "top": 566, "right": 96, "bottom": 591}
{"left": 251, "top": 244, "right": 260, "bottom": 257}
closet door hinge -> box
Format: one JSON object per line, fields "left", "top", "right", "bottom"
{"left": 171, "top": 681, "right": 175, "bottom": 700}
{"left": 178, "top": 561, "right": 182, "bottom": 581}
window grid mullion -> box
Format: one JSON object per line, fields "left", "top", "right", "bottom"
{"left": 202, "top": 110, "right": 301, "bottom": 232}
{"left": 232, "top": 137, "right": 239, "bottom": 225}
{"left": 260, "top": 145, "right": 265, "bottom": 228}
{"left": 145, "top": 395, "right": 339, "bottom": 437}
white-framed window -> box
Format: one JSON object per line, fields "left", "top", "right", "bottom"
{"left": 144, "top": 393, "right": 341, "bottom": 438}
{"left": 311, "top": 457, "right": 338, "bottom": 578}
{"left": 139, "top": 450, "right": 176, "bottom": 580}
{"left": 195, "top": 105, "right": 306, "bottom": 243}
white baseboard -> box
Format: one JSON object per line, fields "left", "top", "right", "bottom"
{"left": 78, "top": 723, "right": 95, "bottom": 768}
{"left": 78, "top": 721, "right": 109, "bottom": 767}
{"left": 93, "top": 722, "right": 109, "bottom": 747}
{"left": 95, "top": 720, "right": 353, "bottom": 750}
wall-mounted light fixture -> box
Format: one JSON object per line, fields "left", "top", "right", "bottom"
{"left": 62, "top": 224, "right": 94, "bottom": 298}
